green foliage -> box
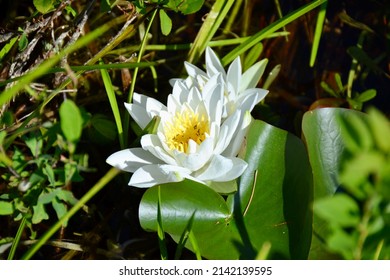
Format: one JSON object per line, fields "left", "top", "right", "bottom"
{"left": 0, "top": 37, "right": 18, "bottom": 63}
{"left": 33, "top": 0, "right": 56, "bottom": 14}
{"left": 319, "top": 73, "right": 376, "bottom": 110}
{"left": 17, "top": 28, "right": 28, "bottom": 52}
{"left": 0, "top": 117, "right": 87, "bottom": 237}
{"left": 310, "top": 108, "right": 390, "bottom": 259}
{"left": 59, "top": 99, "right": 83, "bottom": 144}
{"left": 159, "top": 9, "right": 172, "bottom": 36}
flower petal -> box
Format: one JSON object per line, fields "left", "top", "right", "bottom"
{"left": 213, "top": 109, "right": 241, "bottom": 155}
{"left": 172, "top": 137, "right": 214, "bottom": 171}
{"left": 129, "top": 164, "right": 191, "bottom": 188}
{"left": 106, "top": 148, "right": 161, "bottom": 173}
{"left": 125, "top": 93, "right": 166, "bottom": 130}
{"left": 239, "top": 58, "right": 268, "bottom": 92}
{"left": 236, "top": 88, "right": 268, "bottom": 113}
{"left": 141, "top": 134, "right": 177, "bottom": 165}
{"left": 223, "top": 111, "right": 252, "bottom": 157}
{"left": 171, "top": 80, "right": 191, "bottom": 104}
{"left": 195, "top": 154, "right": 247, "bottom": 182}
{"left": 227, "top": 56, "right": 242, "bottom": 95}
{"left": 202, "top": 76, "right": 223, "bottom": 125}
{"left": 184, "top": 61, "right": 207, "bottom": 79}
{"left": 205, "top": 47, "right": 226, "bottom": 80}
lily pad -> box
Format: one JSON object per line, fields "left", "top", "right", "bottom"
{"left": 302, "top": 107, "right": 367, "bottom": 259}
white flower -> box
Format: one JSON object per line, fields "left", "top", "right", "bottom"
{"left": 106, "top": 76, "right": 249, "bottom": 192}
{"left": 170, "top": 47, "right": 269, "bottom": 119}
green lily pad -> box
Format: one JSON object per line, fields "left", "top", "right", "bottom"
{"left": 302, "top": 107, "right": 367, "bottom": 259}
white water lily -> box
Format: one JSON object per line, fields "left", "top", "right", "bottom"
{"left": 170, "top": 47, "right": 269, "bottom": 119}
{"left": 106, "top": 76, "right": 249, "bottom": 191}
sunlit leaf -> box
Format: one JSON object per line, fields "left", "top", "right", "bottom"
{"left": 367, "top": 107, "right": 390, "bottom": 152}
{"left": 355, "top": 89, "right": 376, "bottom": 103}
{"left": 302, "top": 108, "right": 368, "bottom": 259}
{"left": 32, "top": 203, "right": 49, "bottom": 224}
{"left": 159, "top": 9, "right": 172, "bottom": 36}
{"left": 171, "top": 0, "right": 205, "bottom": 15}
{"left": 0, "top": 37, "right": 18, "bottom": 62}
{"left": 33, "top": 0, "right": 55, "bottom": 14}
{"left": 59, "top": 99, "right": 83, "bottom": 143}
{"left": 0, "top": 201, "right": 14, "bottom": 215}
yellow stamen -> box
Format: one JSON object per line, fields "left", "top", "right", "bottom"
{"left": 164, "top": 108, "right": 209, "bottom": 154}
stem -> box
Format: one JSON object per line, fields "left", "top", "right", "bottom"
{"left": 7, "top": 215, "right": 27, "bottom": 260}
{"left": 354, "top": 195, "right": 374, "bottom": 260}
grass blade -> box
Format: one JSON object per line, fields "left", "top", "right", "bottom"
{"left": 100, "top": 65, "right": 125, "bottom": 149}
{"left": 222, "top": 0, "right": 327, "bottom": 66}
{"left": 174, "top": 212, "right": 196, "bottom": 260}
{"left": 7, "top": 216, "right": 27, "bottom": 260}
{"left": 157, "top": 186, "right": 168, "bottom": 260}
{"left": 310, "top": 1, "right": 328, "bottom": 67}
{"left": 187, "top": 0, "right": 235, "bottom": 64}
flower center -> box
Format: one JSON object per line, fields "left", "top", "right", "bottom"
{"left": 164, "top": 108, "right": 209, "bottom": 153}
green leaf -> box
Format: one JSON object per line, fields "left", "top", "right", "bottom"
{"left": 334, "top": 73, "right": 344, "bottom": 93}
{"left": 367, "top": 107, "right": 390, "bottom": 152}
{"left": 0, "top": 37, "right": 18, "bottom": 62}
{"left": 52, "top": 198, "right": 68, "bottom": 226}
{"left": 18, "top": 32, "right": 28, "bottom": 52}
{"left": 243, "top": 43, "right": 263, "bottom": 71}
{"left": 0, "top": 131, "right": 6, "bottom": 146}
{"left": 100, "top": 0, "right": 112, "bottom": 13}
{"left": 0, "top": 201, "right": 14, "bottom": 215}
{"left": 89, "top": 114, "right": 117, "bottom": 143}
{"left": 32, "top": 203, "right": 49, "bottom": 224}
{"left": 38, "top": 189, "right": 59, "bottom": 204}
{"left": 355, "top": 89, "right": 376, "bottom": 103}
{"left": 327, "top": 228, "right": 356, "bottom": 259}
{"left": 339, "top": 151, "right": 385, "bottom": 197}
{"left": 33, "top": 0, "right": 55, "bottom": 14}
{"left": 139, "top": 180, "right": 235, "bottom": 259}
{"left": 302, "top": 108, "right": 367, "bottom": 198}
{"left": 59, "top": 99, "right": 83, "bottom": 143}
{"left": 263, "top": 64, "right": 281, "bottom": 90}
{"left": 23, "top": 132, "right": 43, "bottom": 158}
{"left": 42, "top": 163, "right": 56, "bottom": 186}
{"left": 166, "top": 0, "right": 205, "bottom": 15}
{"left": 320, "top": 81, "right": 338, "bottom": 97}
{"left": 347, "top": 46, "right": 383, "bottom": 75}
{"left": 140, "top": 120, "right": 313, "bottom": 259}
{"left": 302, "top": 108, "right": 368, "bottom": 259}
{"left": 56, "top": 189, "right": 78, "bottom": 205}
{"left": 314, "top": 194, "right": 360, "bottom": 227}
{"left": 159, "top": 9, "right": 172, "bottom": 36}
{"left": 337, "top": 109, "right": 373, "bottom": 152}
{"left": 234, "top": 119, "right": 313, "bottom": 259}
